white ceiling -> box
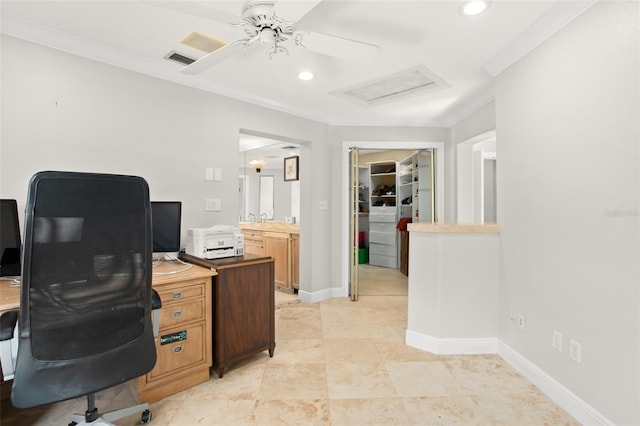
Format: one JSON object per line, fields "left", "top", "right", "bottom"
{"left": 0, "top": 1, "right": 594, "bottom": 127}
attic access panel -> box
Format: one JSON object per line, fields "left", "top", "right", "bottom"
{"left": 333, "top": 64, "right": 449, "bottom": 107}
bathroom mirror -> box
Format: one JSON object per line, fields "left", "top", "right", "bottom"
{"left": 259, "top": 175, "right": 274, "bottom": 220}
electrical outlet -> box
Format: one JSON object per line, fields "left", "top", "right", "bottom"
{"left": 552, "top": 330, "right": 563, "bottom": 352}
{"left": 517, "top": 313, "right": 525, "bottom": 330}
{"left": 569, "top": 339, "right": 582, "bottom": 363}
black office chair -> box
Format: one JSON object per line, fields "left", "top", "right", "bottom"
{"left": 0, "top": 171, "right": 160, "bottom": 425}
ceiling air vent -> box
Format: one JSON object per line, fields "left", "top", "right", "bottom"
{"left": 165, "top": 51, "right": 196, "bottom": 66}
{"left": 333, "top": 64, "right": 449, "bottom": 107}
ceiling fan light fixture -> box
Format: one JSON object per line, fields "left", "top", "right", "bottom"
{"left": 459, "top": 0, "right": 489, "bottom": 16}
{"left": 259, "top": 28, "right": 277, "bottom": 46}
{"left": 298, "top": 71, "right": 314, "bottom": 81}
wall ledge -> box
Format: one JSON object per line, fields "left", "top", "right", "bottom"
{"left": 408, "top": 223, "right": 500, "bottom": 233}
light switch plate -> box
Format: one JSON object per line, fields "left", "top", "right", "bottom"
{"left": 205, "top": 167, "right": 214, "bottom": 181}
{"left": 205, "top": 198, "right": 221, "bottom": 212}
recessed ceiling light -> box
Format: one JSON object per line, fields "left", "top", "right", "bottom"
{"left": 298, "top": 71, "right": 314, "bottom": 81}
{"left": 459, "top": 0, "right": 489, "bottom": 16}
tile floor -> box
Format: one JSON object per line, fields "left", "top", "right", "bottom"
{"left": 0, "top": 265, "right": 578, "bottom": 425}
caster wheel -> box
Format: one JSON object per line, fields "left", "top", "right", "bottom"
{"left": 69, "top": 423, "right": 78, "bottom": 426}
{"left": 141, "top": 409, "right": 152, "bottom": 423}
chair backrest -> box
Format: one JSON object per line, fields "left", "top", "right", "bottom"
{"left": 11, "top": 171, "right": 156, "bottom": 409}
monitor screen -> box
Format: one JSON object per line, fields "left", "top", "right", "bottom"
{"left": 1, "top": 199, "right": 21, "bottom": 277}
{"left": 151, "top": 201, "right": 182, "bottom": 254}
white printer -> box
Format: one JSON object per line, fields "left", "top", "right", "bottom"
{"left": 185, "top": 225, "right": 244, "bottom": 259}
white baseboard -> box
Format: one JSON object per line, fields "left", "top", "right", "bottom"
{"left": 298, "top": 286, "right": 346, "bottom": 304}
{"left": 405, "top": 329, "right": 499, "bottom": 355}
{"left": 498, "top": 342, "right": 612, "bottom": 426}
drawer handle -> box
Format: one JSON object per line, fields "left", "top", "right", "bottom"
{"left": 172, "top": 344, "right": 183, "bottom": 354}
{"left": 171, "top": 310, "right": 183, "bottom": 319}
{"left": 171, "top": 290, "right": 183, "bottom": 300}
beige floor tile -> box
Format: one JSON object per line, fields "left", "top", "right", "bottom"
{"left": 442, "top": 354, "right": 540, "bottom": 396}
{"left": 376, "top": 340, "right": 441, "bottom": 362}
{"left": 471, "top": 392, "right": 581, "bottom": 425}
{"left": 277, "top": 306, "right": 324, "bottom": 340}
{"left": 1, "top": 276, "right": 579, "bottom": 426}
{"left": 252, "top": 399, "right": 330, "bottom": 425}
{"left": 386, "top": 361, "right": 467, "bottom": 397}
{"left": 166, "top": 399, "right": 257, "bottom": 425}
{"left": 321, "top": 305, "right": 372, "bottom": 339}
{"left": 329, "top": 398, "right": 411, "bottom": 425}
{"left": 268, "top": 339, "right": 326, "bottom": 365}
{"left": 402, "top": 395, "right": 484, "bottom": 425}
{"left": 189, "top": 359, "right": 266, "bottom": 401}
{"left": 258, "top": 363, "right": 328, "bottom": 400}
{"left": 324, "top": 338, "right": 383, "bottom": 364}
{"left": 326, "top": 363, "right": 398, "bottom": 399}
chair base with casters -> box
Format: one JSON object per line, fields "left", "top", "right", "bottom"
{"left": 68, "top": 393, "right": 151, "bottom": 425}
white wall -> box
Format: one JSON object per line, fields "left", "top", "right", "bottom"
{"left": 495, "top": 2, "right": 639, "bottom": 423}
{"left": 451, "top": 102, "right": 496, "bottom": 223}
{"left": 0, "top": 35, "right": 329, "bottom": 298}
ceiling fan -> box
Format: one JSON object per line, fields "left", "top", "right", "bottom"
{"left": 150, "top": 0, "right": 381, "bottom": 74}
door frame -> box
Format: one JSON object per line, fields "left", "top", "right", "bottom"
{"left": 340, "top": 140, "right": 445, "bottom": 297}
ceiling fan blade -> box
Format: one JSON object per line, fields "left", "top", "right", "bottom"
{"left": 180, "top": 42, "right": 245, "bottom": 74}
{"left": 274, "top": 0, "right": 322, "bottom": 22}
{"left": 142, "top": 1, "right": 240, "bottom": 24}
{"left": 300, "top": 31, "right": 381, "bottom": 64}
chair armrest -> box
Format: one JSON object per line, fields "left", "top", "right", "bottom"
{"left": 0, "top": 310, "right": 18, "bottom": 341}
{"left": 151, "top": 290, "right": 162, "bottom": 339}
{"left": 151, "top": 289, "right": 162, "bottom": 311}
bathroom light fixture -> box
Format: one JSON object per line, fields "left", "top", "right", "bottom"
{"left": 249, "top": 159, "right": 266, "bottom": 173}
{"left": 459, "top": 0, "right": 489, "bottom": 16}
{"left": 298, "top": 71, "right": 314, "bottom": 81}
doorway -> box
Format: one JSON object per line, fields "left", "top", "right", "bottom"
{"left": 238, "top": 132, "right": 302, "bottom": 223}
{"left": 342, "top": 141, "right": 445, "bottom": 300}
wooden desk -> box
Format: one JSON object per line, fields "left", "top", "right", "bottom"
{"left": 0, "top": 264, "right": 217, "bottom": 404}
{"left": 0, "top": 280, "right": 20, "bottom": 400}
{"left": 138, "top": 262, "right": 216, "bottom": 403}
{"left": 0, "top": 280, "right": 20, "bottom": 314}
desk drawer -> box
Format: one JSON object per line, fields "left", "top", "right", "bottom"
{"left": 160, "top": 299, "right": 204, "bottom": 329}
{"left": 148, "top": 323, "right": 205, "bottom": 380}
{"left": 157, "top": 281, "right": 205, "bottom": 305}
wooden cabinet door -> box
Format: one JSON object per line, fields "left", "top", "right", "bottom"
{"left": 291, "top": 234, "right": 299, "bottom": 290}
{"left": 263, "top": 232, "right": 290, "bottom": 289}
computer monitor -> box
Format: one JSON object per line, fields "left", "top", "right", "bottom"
{"left": 1, "top": 199, "right": 21, "bottom": 278}
{"left": 150, "top": 201, "right": 182, "bottom": 259}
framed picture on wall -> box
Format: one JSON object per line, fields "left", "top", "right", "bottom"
{"left": 284, "top": 155, "right": 299, "bottom": 182}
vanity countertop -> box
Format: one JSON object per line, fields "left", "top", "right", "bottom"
{"left": 239, "top": 222, "right": 300, "bottom": 234}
